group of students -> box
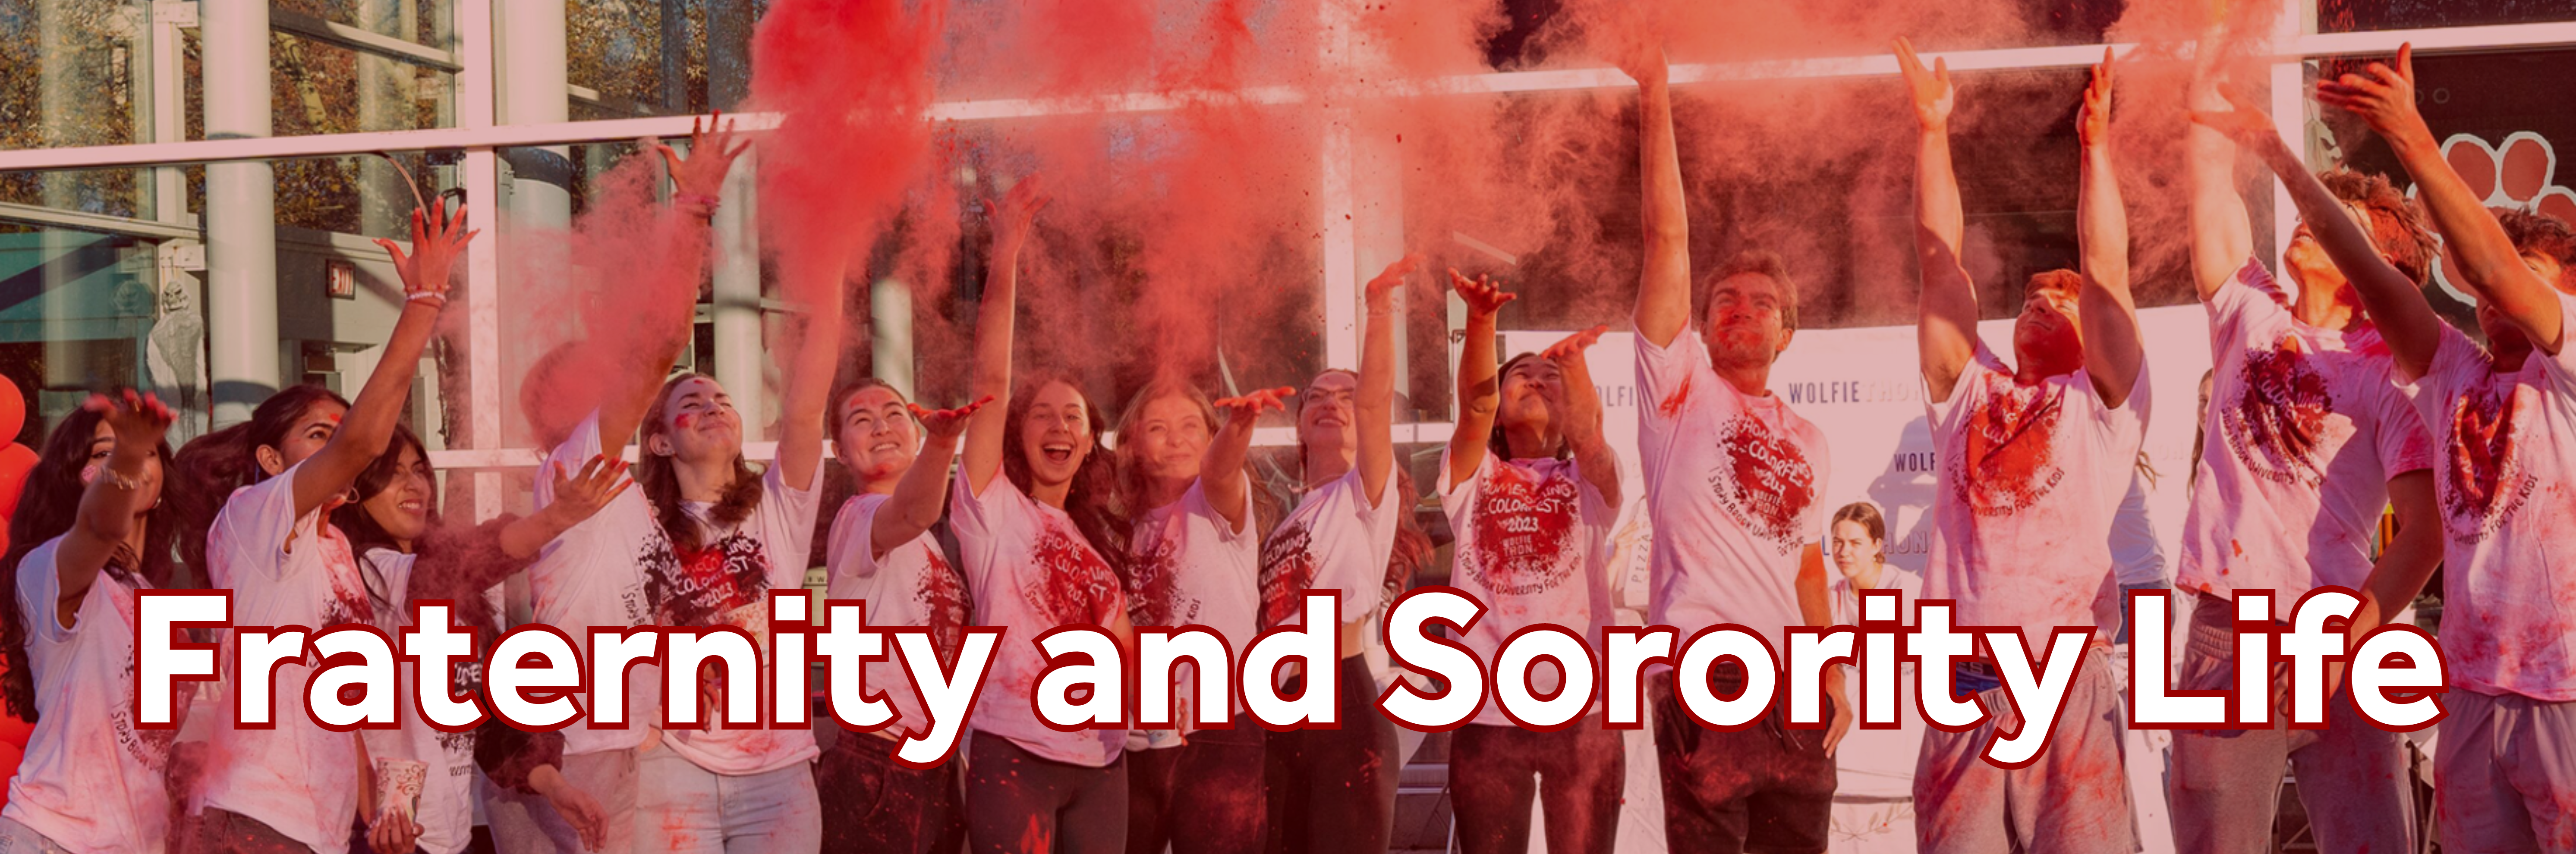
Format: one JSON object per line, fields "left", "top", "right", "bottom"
{"left": 0, "top": 36, "right": 2568, "bottom": 854}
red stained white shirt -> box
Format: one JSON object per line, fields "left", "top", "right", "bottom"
{"left": 1125, "top": 475, "right": 1260, "bottom": 729}
{"left": 2397, "top": 292, "right": 2576, "bottom": 700}
{"left": 1922, "top": 344, "right": 2148, "bottom": 652}
{"left": 528, "top": 411, "right": 664, "bottom": 757}
{"left": 1257, "top": 465, "right": 1402, "bottom": 631}
{"left": 652, "top": 462, "right": 823, "bottom": 775}
{"left": 195, "top": 461, "right": 375, "bottom": 854}
{"left": 1438, "top": 450, "right": 1617, "bottom": 727}
{"left": 2180, "top": 260, "right": 2434, "bottom": 619}
{"left": 950, "top": 475, "right": 1128, "bottom": 766}
{"left": 4, "top": 539, "right": 180, "bottom": 854}
{"left": 1633, "top": 327, "right": 1832, "bottom": 645}
{"left": 824, "top": 493, "right": 967, "bottom": 743}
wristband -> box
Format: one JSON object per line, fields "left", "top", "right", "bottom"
{"left": 407, "top": 292, "right": 449, "bottom": 307}
{"left": 676, "top": 192, "right": 721, "bottom": 210}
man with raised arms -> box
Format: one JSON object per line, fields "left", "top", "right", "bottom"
{"left": 1620, "top": 44, "right": 1848, "bottom": 854}
{"left": 1899, "top": 43, "right": 2144, "bottom": 854}
{"left": 2164, "top": 37, "right": 2441, "bottom": 854}
{"left": 2195, "top": 43, "right": 2576, "bottom": 850}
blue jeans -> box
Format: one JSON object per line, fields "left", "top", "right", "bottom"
{"left": 635, "top": 742, "right": 822, "bottom": 854}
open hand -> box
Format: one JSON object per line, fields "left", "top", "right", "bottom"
{"left": 372, "top": 200, "right": 476, "bottom": 309}
{"left": 1366, "top": 255, "right": 1421, "bottom": 311}
{"left": 1214, "top": 387, "right": 1296, "bottom": 427}
{"left": 85, "top": 389, "right": 176, "bottom": 450}
{"left": 2316, "top": 44, "right": 2429, "bottom": 145}
{"left": 543, "top": 455, "right": 633, "bottom": 529}
{"left": 1542, "top": 325, "right": 1609, "bottom": 366}
{"left": 1895, "top": 38, "right": 1955, "bottom": 132}
{"left": 1449, "top": 270, "right": 1518, "bottom": 318}
{"left": 655, "top": 113, "right": 753, "bottom": 219}
{"left": 987, "top": 175, "right": 1052, "bottom": 244}
{"left": 2080, "top": 47, "right": 2115, "bottom": 148}
{"left": 909, "top": 395, "right": 995, "bottom": 441}
{"left": 2187, "top": 85, "right": 2278, "bottom": 146}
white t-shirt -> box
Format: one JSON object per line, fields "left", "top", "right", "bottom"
{"left": 1923, "top": 344, "right": 2148, "bottom": 652}
{"left": 356, "top": 549, "right": 477, "bottom": 854}
{"left": 195, "top": 461, "right": 374, "bottom": 854}
{"left": 950, "top": 474, "right": 1128, "bottom": 766}
{"left": 1438, "top": 450, "right": 1617, "bottom": 727}
{"left": 2181, "top": 260, "right": 2434, "bottom": 619}
{"left": 528, "top": 411, "right": 664, "bottom": 757}
{"left": 652, "top": 461, "right": 823, "bottom": 775}
{"left": 824, "top": 493, "right": 968, "bottom": 742}
{"left": 1257, "top": 465, "right": 1402, "bottom": 631}
{"left": 1633, "top": 327, "right": 1832, "bottom": 645}
{"left": 3, "top": 539, "right": 183, "bottom": 854}
{"left": 2398, "top": 293, "right": 2576, "bottom": 701}
{"left": 1124, "top": 475, "right": 1260, "bottom": 727}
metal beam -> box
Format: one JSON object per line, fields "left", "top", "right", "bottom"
{"left": 10, "top": 22, "right": 2575, "bottom": 174}
{"left": 270, "top": 8, "right": 461, "bottom": 72}
{"left": 0, "top": 202, "right": 200, "bottom": 241}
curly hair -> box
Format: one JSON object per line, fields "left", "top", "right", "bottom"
{"left": 170, "top": 385, "right": 349, "bottom": 578}
{"left": 0, "top": 402, "right": 178, "bottom": 721}
{"left": 635, "top": 373, "right": 764, "bottom": 554}
{"left": 2318, "top": 168, "right": 2435, "bottom": 286}
{"left": 2498, "top": 207, "right": 2576, "bottom": 290}
{"left": 1004, "top": 375, "right": 1126, "bottom": 573}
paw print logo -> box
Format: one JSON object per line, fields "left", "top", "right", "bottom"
{"left": 2427, "top": 132, "right": 2576, "bottom": 304}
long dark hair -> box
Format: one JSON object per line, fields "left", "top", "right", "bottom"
{"left": 0, "top": 404, "right": 179, "bottom": 721}
{"left": 636, "top": 372, "right": 763, "bottom": 553}
{"left": 330, "top": 424, "right": 432, "bottom": 621}
{"left": 171, "top": 385, "right": 349, "bottom": 576}
{"left": 1002, "top": 375, "right": 1125, "bottom": 572}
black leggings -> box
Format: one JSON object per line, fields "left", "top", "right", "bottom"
{"left": 964, "top": 733, "right": 1128, "bottom": 854}
{"left": 1450, "top": 720, "right": 1626, "bottom": 854}
{"left": 1126, "top": 716, "right": 1266, "bottom": 854}
{"left": 815, "top": 732, "right": 965, "bottom": 854}
{"left": 1264, "top": 654, "right": 1401, "bottom": 854}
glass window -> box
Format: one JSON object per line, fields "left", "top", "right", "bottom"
{"left": 2321, "top": 0, "right": 2576, "bottom": 33}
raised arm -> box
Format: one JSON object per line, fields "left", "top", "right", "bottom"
{"left": 870, "top": 398, "right": 989, "bottom": 559}
{"left": 50, "top": 392, "right": 174, "bottom": 626}
{"left": 1899, "top": 38, "right": 1978, "bottom": 402}
{"left": 2321, "top": 44, "right": 2563, "bottom": 353}
{"left": 1622, "top": 47, "right": 1691, "bottom": 349}
{"left": 1445, "top": 271, "right": 1518, "bottom": 488}
{"left": 1203, "top": 388, "right": 1291, "bottom": 533}
{"left": 773, "top": 255, "right": 844, "bottom": 491}
{"left": 303, "top": 201, "right": 474, "bottom": 518}
{"left": 495, "top": 456, "right": 630, "bottom": 561}
{"left": 1357, "top": 256, "right": 1419, "bottom": 508}
{"left": 2077, "top": 52, "right": 2144, "bottom": 408}
{"left": 1544, "top": 327, "right": 1620, "bottom": 507}
{"left": 959, "top": 178, "right": 1048, "bottom": 496}
{"left": 601, "top": 117, "right": 750, "bottom": 454}
{"left": 2188, "top": 45, "right": 2254, "bottom": 301}
{"left": 2193, "top": 90, "right": 2446, "bottom": 378}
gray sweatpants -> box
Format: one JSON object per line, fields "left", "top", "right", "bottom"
{"left": 1914, "top": 643, "right": 2135, "bottom": 854}
{"left": 2167, "top": 595, "right": 2414, "bottom": 854}
{"left": 2439, "top": 688, "right": 2576, "bottom": 853}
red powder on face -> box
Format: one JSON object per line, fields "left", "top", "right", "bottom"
{"left": 674, "top": 412, "right": 696, "bottom": 430}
